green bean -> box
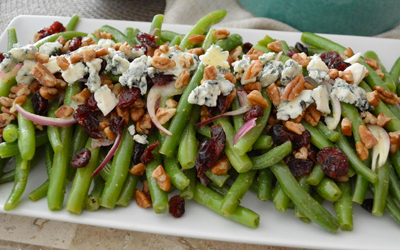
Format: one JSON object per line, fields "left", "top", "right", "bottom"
{"left": 0, "top": 158, "right": 9, "bottom": 177}
{"left": 316, "top": 121, "right": 340, "bottom": 142}
{"left": 215, "top": 34, "right": 243, "bottom": 51}
{"left": 256, "top": 34, "right": 274, "bottom": 47}
{"left": 159, "top": 64, "right": 205, "bottom": 157}
{"left": 0, "top": 169, "right": 15, "bottom": 184}
{"left": 202, "top": 28, "right": 216, "bottom": 50}
{"left": 178, "top": 105, "right": 200, "bottom": 169}
{"left": 205, "top": 170, "right": 229, "bottom": 188}
{"left": 195, "top": 125, "right": 211, "bottom": 138}
{"left": 391, "top": 151, "right": 400, "bottom": 179}
{"left": 47, "top": 83, "right": 80, "bottom": 211}
{"left": 352, "top": 175, "right": 369, "bottom": 204}
{"left": 169, "top": 35, "right": 182, "bottom": 46}
{"left": 7, "top": 27, "right": 18, "bottom": 51}
{"left": 179, "top": 10, "right": 227, "bottom": 50}
{"left": 85, "top": 175, "right": 105, "bottom": 211}
{"left": 65, "top": 14, "right": 80, "bottom": 31}
{"left": 149, "top": 14, "right": 164, "bottom": 45}
{"left": 4, "top": 155, "right": 30, "bottom": 211}
{"left": 335, "top": 129, "right": 377, "bottom": 183}
{"left": 3, "top": 123, "right": 19, "bottom": 143}
{"left": 270, "top": 161, "right": 339, "bottom": 233}
{"left": 208, "top": 183, "right": 230, "bottom": 196}
{"left": 252, "top": 44, "right": 271, "bottom": 53}
{"left": 253, "top": 135, "right": 273, "bottom": 150}
{"left": 34, "top": 31, "right": 87, "bottom": 48}
{"left": 160, "top": 30, "right": 182, "bottom": 42}
{"left": 233, "top": 91, "right": 271, "bottom": 155}
{"left": 116, "top": 174, "right": 140, "bottom": 207}
{"left": 98, "top": 25, "right": 133, "bottom": 45}
{"left": 181, "top": 168, "right": 196, "bottom": 200}
{"left": 364, "top": 51, "right": 396, "bottom": 92}
{"left": 389, "top": 56, "right": 400, "bottom": 87}
{"left": 272, "top": 181, "right": 291, "bottom": 213}
{"left": 389, "top": 164, "right": 400, "bottom": 205}
{"left": 280, "top": 40, "right": 289, "bottom": 55}
{"left": 28, "top": 179, "right": 49, "bottom": 202}
{"left": 0, "top": 130, "right": 47, "bottom": 158}
{"left": 18, "top": 95, "right": 36, "bottom": 161}
{"left": 257, "top": 168, "right": 274, "bottom": 201}
{"left": 308, "top": 47, "right": 327, "bottom": 56}
{"left": 295, "top": 175, "right": 310, "bottom": 220}
{"left": 214, "top": 117, "right": 253, "bottom": 173}
{"left": 100, "top": 125, "right": 135, "bottom": 209}
{"left": 251, "top": 141, "right": 292, "bottom": 170}
{"left": 231, "top": 93, "right": 245, "bottom": 133}
{"left": 315, "top": 177, "right": 342, "bottom": 202}
{"left": 0, "top": 75, "right": 17, "bottom": 105}
{"left": 307, "top": 164, "right": 325, "bottom": 186}
{"left": 333, "top": 181, "right": 353, "bottom": 231}
{"left": 164, "top": 156, "right": 190, "bottom": 190}
{"left": 87, "top": 33, "right": 99, "bottom": 43}
{"left": 193, "top": 183, "right": 259, "bottom": 228}
{"left": 301, "top": 121, "right": 334, "bottom": 149}
{"left": 301, "top": 32, "right": 346, "bottom": 54}
{"left": 361, "top": 60, "right": 397, "bottom": 93}
{"left": 47, "top": 102, "right": 63, "bottom": 152}
{"left": 311, "top": 190, "right": 325, "bottom": 205}
{"left": 67, "top": 125, "right": 88, "bottom": 182}
{"left": 220, "top": 170, "right": 257, "bottom": 216}
{"left": 66, "top": 138, "right": 100, "bottom": 214}
{"left": 124, "top": 27, "right": 137, "bottom": 45}
{"left": 372, "top": 161, "right": 390, "bottom": 217}
{"left": 386, "top": 194, "right": 400, "bottom": 225}
{"left": 98, "top": 150, "right": 112, "bottom": 182}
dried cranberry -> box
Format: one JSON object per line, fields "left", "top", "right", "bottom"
{"left": 70, "top": 148, "right": 91, "bottom": 168}
{"left": 140, "top": 141, "right": 160, "bottom": 164}
{"left": 331, "top": 61, "right": 351, "bottom": 71}
{"left": 150, "top": 73, "right": 175, "bottom": 86}
{"left": 195, "top": 124, "right": 226, "bottom": 183}
{"left": 207, "top": 95, "right": 230, "bottom": 116}
{"left": 109, "top": 116, "right": 125, "bottom": 135}
{"left": 118, "top": 87, "right": 140, "bottom": 108}
{"left": 86, "top": 93, "right": 100, "bottom": 112}
{"left": 242, "top": 42, "right": 253, "bottom": 54}
{"left": 31, "top": 92, "right": 48, "bottom": 116}
{"left": 286, "top": 49, "right": 298, "bottom": 58}
{"left": 99, "top": 59, "right": 107, "bottom": 75}
{"left": 73, "top": 104, "right": 102, "bottom": 139}
{"left": 243, "top": 106, "right": 264, "bottom": 122}
{"left": 292, "top": 130, "right": 311, "bottom": 151}
{"left": 0, "top": 53, "right": 5, "bottom": 63}
{"left": 308, "top": 145, "right": 319, "bottom": 164}
{"left": 136, "top": 32, "right": 159, "bottom": 54}
{"left": 287, "top": 158, "right": 314, "bottom": 177}
{"left": 132, "top": 143, "right": 146, "bottom": 165}
{"left": 69, "top": 37, "right": 82, "bottom": 52}
{"left": 295, "top": 42, "right": 309, "bottom": 56}
{"left": 36, "top": 21, "right": 66, "bottom": 41}
{"left": 317, "top": 147, "right": 349, "bottom": 178}
{"left": 270, "top": 124, "right": 295, "bottom": 146}
{"left": 361, "top": 198, "right": 374, "bottom": 213}
{"left": 320, "top": 51, "right": 343, "bottom": 69}
{"left": 169, "top": 195, "right": 185, "bottom": 218}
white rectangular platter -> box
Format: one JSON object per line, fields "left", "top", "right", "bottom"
{"left": 1, "top": 15, "right": 400, "bottom": 250}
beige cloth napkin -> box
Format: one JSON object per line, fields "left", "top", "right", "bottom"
{"left": 164, "top": 0, "right": 400, "bottom": 39}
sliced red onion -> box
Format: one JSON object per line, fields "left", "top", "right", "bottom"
{"left": 367, "top": 124, "right": 390, "bottom": 171}
{"left": 196, "top": 105, "right": 252, "bottom": 127}
{"left": 150, "top": 28, "right": 159, "bottom": 36}
{"left": 275, "top": 51, "right": 283, "bottom": 61}
{"left": 147, "top": 81, "right": 186, "bottom": 136}
{"left": 15, "top": 104, "right": 77, "bottom": 126}
{"left": 92, "top": 132, "right": 122, "bottom": 177}
{"left": 233, "top": 117, "right": 257, "bottom": 144}
{"left": 305, "top": 76, "right": 319, "bottom": 88}
{"left": 237, "top": 90, "right": 248, "bottom": 107}
{"left": 0, "top": 63, "right": 22, "bottom": 81}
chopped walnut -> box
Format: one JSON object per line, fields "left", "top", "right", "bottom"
{"left": 130, "top": 163, "right": 146, "bottom": 176}
{"left": 389, "top": 131, "right": 400, "bottom": 154}
{"left": 247, "top": 90, "right": 268, "bottom": 109}
{"left": 280, "top": 74, "right": 305, "bottom": 101}
{"left": 100, "top": 31, "right": 113, "bottom": 39}
{"left": 132, "top": 98, "right": 145, "bottom": 108}
{"left": 200, "top": 105, "right": 211, "bottom": 122}
{"left": 56, "top": 56, "right": 70, "bottom": 71}
{"left": 56, "top": 36, "right": 66, "bottom": 45}
{"left": 39, "top": 86, "right": 58, "bottom": 100}
{"left": 246, "top": 48, "right": 264, "bottom": 61}
{"left": 115, "top": 106, "right": 130, "bottom": 125}
{"left": 294, "top": 147, "right": 308, "bottom": 160}
{"left": 175, "top": 69, "right": 190, "bottom": 89}
{"left": 178, "top": 54, "right": 194, "bottom": 68}
{"left": 151, "top": 165, "right": 171, "bottom": 192}
{"left": 328, "top": 68, "right": 339, "bottom": 79}
{"left": 304, "top": 104, "right": 320, "bottom": 126}
{"left": 82, "top": 49, "right": 96, "bottom": 63}
{"left": 151, "top": 56, "right": 176, "bottom": 71}
{"left": 136, "top": 113, "right": 153, "bottom": 135}
{"left": 213, "top": 29, "right": 230, "bottom": 40}
{"left": 187, "top": 47, "right": 205, "bottom": 56}
{"left": 358, "top": 125, "right": 378, "bottom": 149}
{"left": 95, "top": 47, "right": 109, "bottom": 57}
{"left": 366, "top": 90, "right": 380, "bottom": 107}
{"left": 266, "top": 83, "right": 280, "bottom": 107}
{"left": 155, "top": 107, "right": 176, "bottom": 125}
{"left": 375, "top": 69, "right": 385, "bottom": 79}
{"left": 103, "top": 126, "right": 117, "bottom": 140}
{"left": 243, "top": 82, "right": 261, "bottom": 94}
{"left": 267, "top": 40, "right": 282, "bottom": 52}
{"left": 34, "top": 53, "right": 49, "bottom": 64}
{"left": 211, "top": 155, "right": 231, "bottom": 175}
{"left": 268, "top": 114, "right": 280, "bottom": 126}
{"left": 70, "top": 52, "right": 83, "bottom": 64}
{"left": 130, "top": 107, "right": 145, "bottom": 122}
{"left": 344, "top": 47, "right": 354, "bottom": 58}
{"left": 28, "top": 80, "right": 41, "bottom": 93}
{"left": 164, "top": 99, "right": 177, "bottom": 109}
{"left": 11, "top": 95, "right": 27, "bottom": 113}
{"left": 0, "top": 113, "right": 15, "bottom": 128}
{"left": 55, "top": 79, "right": 67, "bottom": 90}
{"left": 31, "top": 62, "right": 58, "bottom": 87}
{"left": 10, "top": 83, "right": 31, "bottom": 97}
{"left": 243, "top": 60, "right": 263, "bottom": 81}
{"left": 100, "top": 75, "right": 113, "bottom": 90}
{"left": 81, "top": 37, "right": 95, "bottom": 47}
{"left": 361, "top": 111, "right": 377, "bottom": 125}
{"left": 0, "top": 97, "right": 14, "bottom": 107}
{"left": 374, "top": 86, "right": 398, "bottom": 105}
{"left": 224, "top": 72, "right": 236, "bottom": 84}
{"left": 289, "top": 109, "right": 305, "bottom": 124}
{"left": 188, "top": 34, "right": 205, "bottom": 45}
{"left": 98, "top": 120, "right": 109, "bottom": 131}
{"left": 225, "top": 88, "right": 237, "bottom": 111}
{"left": 227, "top": 46, "right": 242, "bottom": 65}
{"left": 341, "top": 117, "right": 353, "bottom": 136}
{"left": 119, "top": 42, "right": 133, "bottom": 57}
{"left": 112, "top": 83, "right": 125, "bottom": 97}
{"left": 202, "top": 65, "right": 217, "bottom": 82}
{"left": 55, "top": 105, "right": 74, "bottom": 118}
{"left": 341, "top": 70, "right": 354, "bottom": 83}
{"left": 364, "top": 58, "right": 379, "bottom": 70}
{"left": 356, "top": 141, "right": 369, "bottom": 162}
{"left": 285, "top": 121, "right": 305, "bottom": 135}
{"left": 377, "top": 113, "right": 392, "bottom": 127}
{"left": 72, "top": 88, "right": 91, "bottom": 103}
{"left": 142, "top": 180, "right": 151, "bottom": 199}
{"left": 135, "top": 189, "right": 152, "bottom": 208}
{"left": 292, "top": 53, "right": 310, "bottom": 67}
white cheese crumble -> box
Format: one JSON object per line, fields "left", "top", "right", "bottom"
{"left": 61, "top": 62, "right": 87, "bottom": 85}
{"left": 16, "top": 60, "right": 36, "bottom": 85}
{"left": 311, "top": 85, "right": 331, "bottom": 114}
{"left": 119, "top": 55, "right": 151, "bottom": 95}
{"left": 199, "top": 45, "right": 229, "bottom": 70}
{"left": 0, "top": 44, "right": 37, "bottom": 73}
{"left": 159, "top": 46, "right": 199, "bottom": 77}
{"left": 128, "top": 125, "right": 136, "bottom": 136}
{"left": 344, "top": 52, "right": 362, "bottom": 64}
{"left": 281, "top": 59, "right": 302, "bottom": 86}
{"left": 307, "top": 55, "right": 330, "bottom": 84}
{"left": 258, "top": 52, "right": 276, "bottom": 65}
{"left": 258, "top": 60, "right": 284, "bottom": 87}
{"left": 232, "top": 55, "right": 252, "bottom": 85}
{"left": 38, "top": 41, "right": 62, "bottom": 55}
{"left": 188, "top": 78, "right": 234, "bottom": 107}
{"left": 331, "top": 78, "right": 371, "bottom": 111}
{"left": 134, "top": 134, "right": 149, "bottom": 145}
{"left": 86, "top": 58, "right": 103, "bottom": 92}
{"left": 44, "top": 56, "right": 61, "bottom": 74}
{"left": 276, "top": 89, "right": 314, "bottom": 120}
{"left": 344, "top": 63, "right": 368, "bottom": 86}
{"left": 94, "top": 85, "right": 118, "bottom": 116}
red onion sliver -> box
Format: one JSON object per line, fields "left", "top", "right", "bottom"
{"left": 15, "top": 104, "right": 77, "bottom": 127}
{"left": 0, "top": 63, "right": 22, "bottom": 81}
{"left": 233, "top": 117, "right": 257, "bottom": 144}
{"left": 147, "top": 81, "right": 185, "bottom": 136}
{"left": 92, "top": 132, "right": 122, "bottom": 177}
{"left": 237, "top": 90, "right": 248, "bottom": 107}
{"left": 196, "top": 105, "right": 252, "bottom": 127}
{"left": 275, "top": 51, "right": 283, "bottom": 61}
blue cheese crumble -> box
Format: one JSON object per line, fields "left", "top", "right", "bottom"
{"left": 331, "top": 78, "right": 371, "bottom": 111}
{"left": 307, "top": 55, "right": 330, "bottom": 84}
{"left": 161, "top": 46, "right": 199, "bottom": 77}
{"left": 86, "top": 58, "right": 103, "bottom": 92}
{"left": 16, "top": 60, "right": 36, "bottom": 85}
{"left": 281, "top": 59, "right": 302, "bottom": 86}
{"left": 259, "top": 60, "right": 284, "bottom": 87}
{"left": 232, "top": 55, "right": 252, "bottom": 82}
{"left": 311, "top": 85, "right": 331, "bottom": 114}
{"left": 119, "top": 55, "right": 152, "bottom": 95}
{"left": 0, "top": 44, "right": 37, "bottom": 73}
{"left": 61, "top": 62, "right": 87, "bottom": 85}
{"left": 38, "top": 41, "right": 62, "bottom": 55}
{"left": 277, "top": 89, "right": 314, "bottom": 120}
{"left": 188, "top": 77, "right": 234, "bottom": 107}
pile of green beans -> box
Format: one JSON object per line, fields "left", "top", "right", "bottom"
{"left": 1, "top": 10, "right": 400, "bottom": 237}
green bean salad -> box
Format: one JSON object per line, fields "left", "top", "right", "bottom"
{"left": 0, "top": 11, "right": 400, "bottom": 234}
